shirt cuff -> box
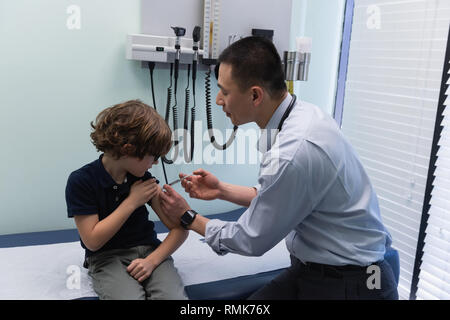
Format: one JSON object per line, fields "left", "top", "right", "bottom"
{"left": 205, "top": 219, "right": 229, "bottom": 255}
{"left": 253, "top": 183, "right": 261, "bottom": 193}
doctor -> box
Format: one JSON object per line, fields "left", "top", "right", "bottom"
{"left": 159, "top": 36, "right": 398, "bottom": 300}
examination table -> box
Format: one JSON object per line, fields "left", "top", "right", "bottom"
{"left": 0, "top": 208, "right": 399, "bottom": 300}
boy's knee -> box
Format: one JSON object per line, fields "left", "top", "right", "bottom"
{"left": 93, "top": 278, "right": 146, "bottom": 300}
{"left": 99, "top": 288, "right": 146, "bottom": 300}
{"left": 147, "top": 284, "right": 188, "bottom": 300}
{"left": 145, "top": 257, "right": 188, "bottom": 300}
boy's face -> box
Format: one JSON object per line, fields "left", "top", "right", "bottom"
{"left": 124, "top": 154, "right": 158, "bottom": 177}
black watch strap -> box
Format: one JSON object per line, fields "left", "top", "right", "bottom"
{"left": 180, "top": 210, "right": 198, "bottom": 229}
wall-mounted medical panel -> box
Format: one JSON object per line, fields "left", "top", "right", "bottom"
{"left": 128, "top": 0, "right": 293, "bottom": 65}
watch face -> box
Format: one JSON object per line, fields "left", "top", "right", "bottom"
{"left": 181, "top": 210, "right": 197, "bottom": 227}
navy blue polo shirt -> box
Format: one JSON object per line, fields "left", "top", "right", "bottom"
{"left": 65, "top": 154, "right": 161, "bottom": 258}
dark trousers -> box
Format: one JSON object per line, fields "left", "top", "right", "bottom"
{"left": 248, "top": 255, "right": 399, "bottom": 300}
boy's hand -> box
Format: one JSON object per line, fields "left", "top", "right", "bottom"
{"left": 127, "top": 257, "right": 156, "bottom": 283}
{"left": 127, "top": 179, "right": 159, "bottom": 210}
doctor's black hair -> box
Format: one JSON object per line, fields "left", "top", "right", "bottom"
{"left": 217, "top": 36, "right": 287, "bottom": 99}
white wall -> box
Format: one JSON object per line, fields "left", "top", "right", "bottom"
{"left": 0, "top": 0, "right": 345, "bottom": 235}
{"left": 0, "top": 0, "right": 259, "bottom": 235}
{"left": 291, "top": 0, "right": 346, "bottom": 115}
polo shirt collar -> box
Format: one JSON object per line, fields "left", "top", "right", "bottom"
{"left": 96, "top": 154, "right": 136, "bottom": 189}
{"left": 95, "top": 154, "right": 155, "bottom": 190}
{"left": 95, "top": 154, "right": 119, "bottom": 188}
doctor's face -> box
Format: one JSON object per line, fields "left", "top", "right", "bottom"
{"left": 216, "top": 63, "right": 254, "bottom": 126}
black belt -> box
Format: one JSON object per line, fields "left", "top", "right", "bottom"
{"left": 305, "top": 261, "right": 379, "bottom": 272}
{"left": 292, "top": 256, "right": 382, "bottom": 278}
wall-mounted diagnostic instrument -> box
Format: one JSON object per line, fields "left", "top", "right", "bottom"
{"left": 126, "top": 0, "right": 310, "bottom": 183}
{"left": 284, "top": 37, "right": 312, "bottom": 94}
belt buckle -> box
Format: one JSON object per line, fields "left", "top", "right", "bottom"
{"left": 305, "top": 262, "right": 343, "bottom": 278}
{"left": 323, "top": 265, "right": 344, "bottom": 279}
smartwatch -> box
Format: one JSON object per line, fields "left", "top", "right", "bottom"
{"left": 180, "top": 210, "right": 198, "bottom": 229}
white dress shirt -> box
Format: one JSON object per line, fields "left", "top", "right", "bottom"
{"left": 205, "top": 93, "right": 392, "bottom": 266}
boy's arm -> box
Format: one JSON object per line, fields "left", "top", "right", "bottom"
{"left": 74, "top": 198, "right": 136, "bottom": 252}
{"left": 147, "top": 186, "right": 188, "bottom": 261}
{"left": 127, "top": 187, "right": 188, "bottom": 282}
{"left": 149, "top": 186, "right": 184, "bottom": 230}
{"left": 74, "top": 179, "right": 158, "bottom": 252}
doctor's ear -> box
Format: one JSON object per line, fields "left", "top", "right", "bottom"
{"left": 250, "top": 87, "right": 264, "bottom": 104}
{"left": 214, "top": 63, "right": 220, "bottom": 80}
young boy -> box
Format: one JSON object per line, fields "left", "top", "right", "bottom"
{"left": 65, "top": 100, "right": 188, "bottom": 300}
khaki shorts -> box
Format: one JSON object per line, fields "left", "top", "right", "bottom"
{"left": 86, "top": 245, "right": 187, "bottom": 300}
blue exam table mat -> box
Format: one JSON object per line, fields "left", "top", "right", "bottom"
{"left": 0, "top": 208, "right": 246, "bottom": 249}
{"left": 0, "top": 208, "right": 290, "bottom": 300}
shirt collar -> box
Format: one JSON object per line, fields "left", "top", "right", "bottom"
{"left": 95, "top": 154, "right": 155, "bottom": 190}
{"left": 257, "top": 93, "right": 292, "bottom": 153}
{"left": 94, "top": 154, "right": 114, "bottom": 188}
{"left": 95, "top": 154, "right": 133, "bottom": 189}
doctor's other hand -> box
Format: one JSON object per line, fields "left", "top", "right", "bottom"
{"left": 159, "top": 184, "right": 191, "bottom": 223}
{"left": 180, "top": 169, "right": 221, "bottom": 200}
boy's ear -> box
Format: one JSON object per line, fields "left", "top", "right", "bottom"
{"left": 121, "top": 143, "right": 136, "bottom": 156}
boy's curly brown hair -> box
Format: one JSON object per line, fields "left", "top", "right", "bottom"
{"left": 90, "top": 100, "right": 172, "bottom": 159}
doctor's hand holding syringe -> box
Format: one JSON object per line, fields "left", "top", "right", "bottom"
{"left": 159, "top": 168, "right": 258, "bottom": 237}
{"left": 179, "top": 169, "right": 257, "bottom": 207}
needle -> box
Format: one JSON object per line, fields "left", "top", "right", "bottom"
{"left": 168, "top": 174, "right": 193, "bottom": 186}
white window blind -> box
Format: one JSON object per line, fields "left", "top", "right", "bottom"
{"left": 340, "top": 0, "right": 450, "bottom": 300}
{"left": 416, "top": 52, "right": 450, "bottom": 300}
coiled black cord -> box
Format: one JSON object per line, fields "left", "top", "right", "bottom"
{"left": 183, "top": 64, "right": 195, "bottom": 162}
{"left": 205, "top": 65, "right": 238, "bottom": 150}
{"left": 184, "top": 65, "right": 191, "bottom": 132}
{"left": 172, "top": 64, "right": 179, "bottom": 146}
{"left": 162, "top": 63, "right": 179, "bottom": 165}
{"left": 189, "top": 61, "right": 196, "bottom": 162}
{"left": 205, "top": 66, "right": 212, "bottom": 131}
{"left": 148, "top": 61, "right": 169, "bottom": 184}
{"left": 164, "top": 64, "right": 172, "bottom": 126}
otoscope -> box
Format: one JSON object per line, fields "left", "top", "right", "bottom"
{"left": 170, "top": 26, "right": 185, "bottom": 144}
{"left": 171, "top": 26, "right": 186, "bottom": 98}
{"left": 192, "top": 26, "right": 201, "bottom": 90}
